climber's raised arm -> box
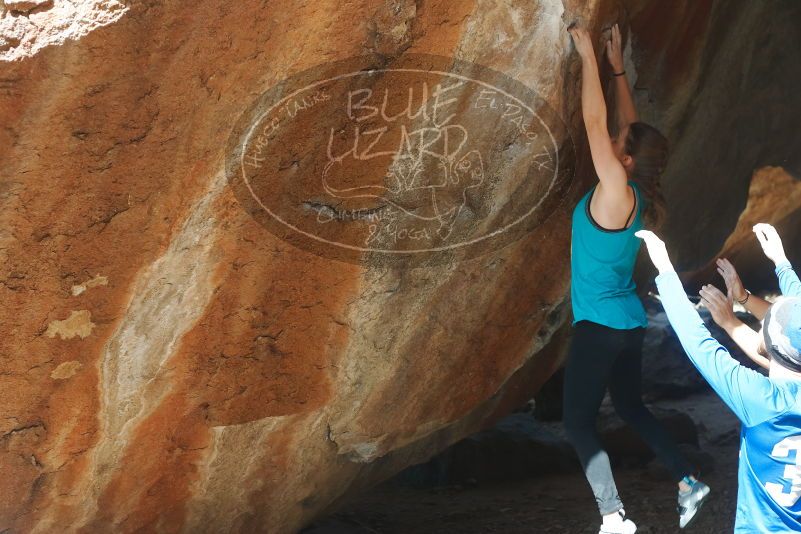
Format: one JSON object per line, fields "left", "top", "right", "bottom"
{"left": 605, "top": 23, "right": 638, "bottom": 132}
{"left": 568, "top": 25, "right": 628, "bottom": 200}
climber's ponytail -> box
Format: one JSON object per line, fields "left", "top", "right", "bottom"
{"left": 624, "top": 122, "right": 668, "bottom": 230}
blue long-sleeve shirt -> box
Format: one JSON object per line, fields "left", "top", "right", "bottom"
{"left": 656, "top": 263, "right": 801, "bottom": 533}
{"left": 777, "top": 260, "right": 801, "bottom": 298}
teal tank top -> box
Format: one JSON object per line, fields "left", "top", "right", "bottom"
{"left": 570, "top": 181, "right": 648, "bottom": 329}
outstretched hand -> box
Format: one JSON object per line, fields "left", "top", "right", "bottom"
{"left": 699, "top": 283, "right": 739, "bottom": 331}
{"left": 568, "top": 25, "right": 595, "bottom": 60}
{"left": 753, "top": 223, "right": 788, "bottom": 266}
{"left": 635, "top": 230, "right": 675, "bottom": 274}
{"left": 605, "top": 23, "right": 624, "bottom": 72}
{"left": 716, "top": 258, "right": 747, "bottom": 302}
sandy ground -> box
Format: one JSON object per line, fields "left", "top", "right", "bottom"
{"left": 305, "top": 391, "right": 741, "bottom": 534}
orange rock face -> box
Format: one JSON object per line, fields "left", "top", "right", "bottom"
{"left": 1, "top": 0, "right": 800, "bottom": 532}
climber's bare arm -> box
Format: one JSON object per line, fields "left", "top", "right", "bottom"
{"left": 569, "top": 25, "right": 629, "bottom": 208}
{"left": 605, "top": 23, "right": 638, "bottom": 130}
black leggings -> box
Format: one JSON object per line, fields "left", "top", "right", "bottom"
{"left": 563, "top": 320, "right": 695, "bottom": 515}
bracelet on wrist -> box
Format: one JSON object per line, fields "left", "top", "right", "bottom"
{"left": 737, "top": 290, "right": 750, "bottom": 305}
{"left": 613, "top": 70, "right": 626, "bottom": 77}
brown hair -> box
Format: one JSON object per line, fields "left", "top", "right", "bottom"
{"left": 625, "top": 122, "right": 668, "bottom": 230}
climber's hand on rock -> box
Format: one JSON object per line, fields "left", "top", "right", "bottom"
{"left": 716, "top": 257, "right": 747, "bottom": 302}
{"left": 753, "top": 223, "right": 788, "bottom": 266}
{"left": 635, "top": 230, "right": 675, "bottom": 275}
{"left": 699, "top": 283, "right": 739, "bottom": 331}
{"left": 568, "top": 25, "right": 595, "bottom": 60}
{"left": 605, "top": 23, "right": 624, "bottom": 72}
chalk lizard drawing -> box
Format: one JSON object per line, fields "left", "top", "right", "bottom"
{"left": 322, "top": 123, "right": 485, "bottom": 239}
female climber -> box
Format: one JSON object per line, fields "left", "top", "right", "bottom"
{"left": 564, "top": 23, "right": 709, "bottom": 533}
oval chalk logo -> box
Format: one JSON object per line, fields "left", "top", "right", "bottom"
{"left": 226, "top": 54, "right": 574, "bottom": 266}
